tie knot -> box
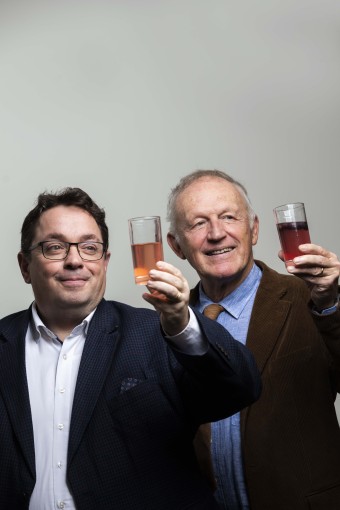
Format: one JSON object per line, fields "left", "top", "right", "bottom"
{"left": 203, "top": 304, "right": 224, "bottom": 320}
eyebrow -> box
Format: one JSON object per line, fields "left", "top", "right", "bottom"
{"left": 43, "top": 233, "right": 101, "bottom": 242}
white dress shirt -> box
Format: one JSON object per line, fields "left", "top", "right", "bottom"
{"left": 25, "top": 303, "right": 204, "bottom": 509}
{"left": 26, "top": 304, "right": 95, "bottom": 510}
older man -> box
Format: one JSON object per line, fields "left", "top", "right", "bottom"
{"left": 167, "top": 169, "right": 340, "bottom": 510}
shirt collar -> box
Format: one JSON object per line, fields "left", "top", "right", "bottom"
{"left": 29, "top": 302, "right": 95, "bottom": 342}
{"left": 199, "top": 263, "right": 262, "bottom": 319}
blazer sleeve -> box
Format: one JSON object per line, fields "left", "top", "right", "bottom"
{"left": 313, "top": 306, "right": 340, "bottom": 393}
{"left": 166, "top": 310, "right": 262, "bottom": 425}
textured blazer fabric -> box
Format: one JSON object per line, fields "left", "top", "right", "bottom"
{"left": 0, "top": 298, "right": 261, "bottom": 510}
{"left": 191, "top": 260, "right": 340, "bottom": 510}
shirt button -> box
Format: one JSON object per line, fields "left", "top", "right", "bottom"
{"left": 57, "top": 502, "right": 65, "bottom": 509}
{"left": 57, "top": 423, "right": 64, "bottom": 430}
{"left": 59, "top": 388, "right": 66, "bottom": 394}
{"left": 63, "top": 354, "right": 67, "bottom": 360}
{"left": 57, "top": 462, "right": 62, "bottom": 468}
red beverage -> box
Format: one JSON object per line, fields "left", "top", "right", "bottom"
{"left": 131, "top": 241, "right": 164, "bottom": 284}
{"left": 277, "top": 221, "right": 310, "bottom": 263}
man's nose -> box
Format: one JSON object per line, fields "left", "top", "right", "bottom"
{"left": 207, "top": 219, "right": 226, "bottom": 240}
{"left": 64, "top": 245, "right": 84, "bottom": 266}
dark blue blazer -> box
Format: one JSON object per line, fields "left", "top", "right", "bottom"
{"left": 0, "top": 299, "right": 261, "bottom": 509}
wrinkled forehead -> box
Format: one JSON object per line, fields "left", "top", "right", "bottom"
{"left": 175, "top": 177, "right": 247, "bottom": 217}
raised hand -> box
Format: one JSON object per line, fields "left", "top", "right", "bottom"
{"left": 280, "top": 243, "right": 340, "bottom": 310}
{"left": 142, "top": 261, "right": 191, "bottom": 336}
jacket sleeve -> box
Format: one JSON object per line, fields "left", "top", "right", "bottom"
{"left": 312, "top": 306, "right": 340, "bottom": 393}
{"left": 167, "top": 310, "right": 262, "bottom": 425}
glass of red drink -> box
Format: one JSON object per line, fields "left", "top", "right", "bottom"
{"left": 273, "top": 203, "right": 311, "bottom": 266}
{"left": 128, "top": 216, "right": 164, "bottom": 285}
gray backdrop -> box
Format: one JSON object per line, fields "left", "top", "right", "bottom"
{"left": 1, "top": 0, "right": 339, "bottom": 419}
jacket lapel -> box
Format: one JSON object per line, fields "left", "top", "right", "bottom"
{"left": 246, "top": 260, "right": 291, "bottom": 373}
{"left": 67, "top": 300, "right": 120, "bottom": 465}
{"left": 240, "top": 260, "right": 291, "bottom": 433}
{"left": 189, "top": 262, "right": 292, "bottom": 436}
{"left": 190, "top": 262, "right": 291, "bottom": 373}
{"left": 0, "top": 310, "right": 36, "bottom": 478}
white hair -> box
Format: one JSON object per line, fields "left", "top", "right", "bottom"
{"left": 167, "top": 169, "right": 256, "bottom": 235}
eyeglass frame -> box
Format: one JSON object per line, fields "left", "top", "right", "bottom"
{"left": 26, "top": 240, "right": 107, "bottom": 261}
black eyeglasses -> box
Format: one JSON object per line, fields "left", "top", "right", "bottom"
{"left": 27, "top": 240, "right": 106, "bottom": 261}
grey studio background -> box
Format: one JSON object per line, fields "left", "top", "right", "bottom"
{"left": 1, "top": 0, "right": 339, "bottom": 421}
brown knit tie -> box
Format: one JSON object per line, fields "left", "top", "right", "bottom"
{"left": 203, "top": 303, "right": 224, "bottom": 320}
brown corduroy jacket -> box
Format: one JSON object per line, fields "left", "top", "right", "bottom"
{"left": 191, "top": 260, "right": 340, "bottom": 510}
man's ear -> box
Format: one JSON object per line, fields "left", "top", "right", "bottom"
{"left": 251, "top": 216, "right": 260, "bottom": 246}
{"left": 167, "top": 233, "right": 186, "bottom": 260}
{"left": 104, "top": 250, "right": 111, "bottom": 271}
{"left": 17, "top": 252, "right": 31, "bottom": 283}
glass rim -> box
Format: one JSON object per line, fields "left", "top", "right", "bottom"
{"left": 273, "top": 202, "right": 305, "bottom": 213}
{"left": 128, "top": 215, "right": 161, "bottom": 222}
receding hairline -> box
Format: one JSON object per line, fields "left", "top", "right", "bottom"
{"left": 167, "top": 172, "right": 256, "bottom": 234}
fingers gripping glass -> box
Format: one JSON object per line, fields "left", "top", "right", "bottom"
{"left": 27, "top": 241, "right": 106, "bottom": 261}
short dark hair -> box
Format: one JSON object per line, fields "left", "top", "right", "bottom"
{"left": 20, "top": 187, "right": 109, "bottom": 254}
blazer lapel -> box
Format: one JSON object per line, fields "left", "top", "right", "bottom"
{"left": 67, "top": 300, "right": 120, "bottom": 465}
{"left": 189, "top": 285, "right": 200, "bottom": 307}
{"left": 0, "top": 311, "right": 36, "bottom": 478}
{"left": 190, "top": 263, "right": 291, "bottom": 373}
{"left": 240, "top": 260, "right": 292, "bottom": 435}
{"left": 189, "top": 262, "right": 292, "bottom": 436}
{"left": 246, "top": 260, "right": 291, "bottom": 373}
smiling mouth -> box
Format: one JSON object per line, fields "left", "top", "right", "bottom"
{"left": 61, "top": 279, "right": 87, "bottom": 284}
{"left": 58, "top": 277, "right": 89, "bottom": 287}
{"left": 206, "top": 247, "right": 234, "bottom": 256}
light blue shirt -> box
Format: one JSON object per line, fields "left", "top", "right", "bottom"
{"left": 196, "top": 263, "right": 262, "bottom": 510}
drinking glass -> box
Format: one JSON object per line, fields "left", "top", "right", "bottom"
{"left": 128, "top": 216, "right": 164, "bottom": 285}
{"left": 273, "top": 202, "right": 311, "bottom": 265}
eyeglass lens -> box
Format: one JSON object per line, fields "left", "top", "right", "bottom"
{"left": 42, "top": 241, "right": 104, "bottom": 260}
